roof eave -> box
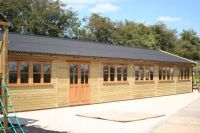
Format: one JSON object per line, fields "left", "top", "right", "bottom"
{"left": 159, "top": 50, "right": 197, "bottom": 65}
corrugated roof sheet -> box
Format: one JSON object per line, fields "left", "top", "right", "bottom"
{"left": 1, "top": 32, "right": 194, "bottom": 64}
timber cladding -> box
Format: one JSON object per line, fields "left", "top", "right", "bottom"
{"left": 8, "top": 53, "right": 193, "bottom": 112}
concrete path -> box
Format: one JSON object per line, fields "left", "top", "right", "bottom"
{"left": 16, "top": 91, "right": 200, "bottom": 133}
{"left": 153, "top": 97, "right": 200, "bottom": 133}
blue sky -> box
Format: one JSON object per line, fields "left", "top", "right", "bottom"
{"left": 61, "top": 0, "right": 199, "bottom": 35}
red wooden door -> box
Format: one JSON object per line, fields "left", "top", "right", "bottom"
{"left": 69, "top": 63, "right": 90, "bottom": 105}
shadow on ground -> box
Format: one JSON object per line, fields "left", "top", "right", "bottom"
{"left": 23, "top": 126, "right": 67, "bottom": 133}
{"left": 0, "top": 117, "right": 68, "bottom": 133}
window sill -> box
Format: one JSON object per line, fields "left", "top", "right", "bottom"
{"left": 177, "top": 79, "right": 191, "bottom": 82}
{"left": 8, "top": 83, "right": 53, "bottom": 87}
{"left": 135, "top": 81, "right": 155, "bottom": 84}
{"left": 158, "top": 80, "right": 174, "bottom": 83}
{"left": 103, "top": 82, "right": 129, "bottom": 85}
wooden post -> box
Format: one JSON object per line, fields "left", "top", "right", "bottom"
{"left": 0, "top": 13, "right": 9, "bottom": 129}
{"left": 1, "top": 26, "right": 9, "bottom": 128}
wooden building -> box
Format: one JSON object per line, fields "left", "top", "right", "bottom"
{"left": 0, "top": 32, "right": 195, "bottom": 112}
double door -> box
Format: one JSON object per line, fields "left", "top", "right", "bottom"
{"left": 69, "top": 63, "right": 90, "bottom": 105}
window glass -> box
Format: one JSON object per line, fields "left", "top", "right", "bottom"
{"left": 187, "top": 68, "right": 190, "bottom": 79}
{"left": 117, "top": 66, "right": 122, "bottom": 81}
{"left": 103, "top": 64, "right": 127, "bottom": 82}
{"left": 85, "top": 64, "right": 89, "bottom": 75}
{"left": 123, "top": 66, "right": 127, "bottom": 81}
{"left": 162, "top": 67, "right": 166, "bottom": 80}
{"left": 170, "top": 67, "right": 174, "bottom": 80}
{"left": 20, "top": 63, "right": 29, "bottom": 83}
{"left": 181, "top": 68, "right": 184, "bottom": 79}
{"left": 184, "top": 69, "right": 187, "bottom": 79}
{"left": 81, "top": 75, "right": 84, "bottom": 83}
{"left": 159, "top": 66, "right": 173, "bottom": 81}
{"left": 139, "top": 66, "right": 144, "bottom": 80}
{"left": 135, "top": 66, "right": 139, "bottom": 80}
{"left": 33, "top": 64, "right": 41, "bottom": 83}
{"left": 135, "top": 65, "right": 153, "bottom": 81}
{"left": 80, "top": 64, "right": 89, "bottom": 84}
{"left": 70, "top": 64, "right": 78, "bottom": 84}
{"left": 70, "top": 75, "right": 73, "bottom": 84}
{"left": 44, "top": 64, "right": 51, "bottom": 83}
{"left": 178, "top": 69, "right": 181, "bottom": 79}
{"left": 145, "top": 66, "right": 149, "bottom": 80}
{"left": 103, "top": 65, "right": 109, "bottom": 81}
{"left": 110, "top": 65, "right": 115, "bottom": 81}
{"left": 84, "top": 64, "right": 89, "bottom": 84}
{"left": 150, "top": 66, "right": 154, "bottom": 80}
{"left": 8, "top": 62, "right": 52, "bottom": 84}
{"left": 159, "top": 67, "right": 162, "bottom": 80}
{"left": 167, "top": 67, "right": 170, "bottom": 80}
{"left": 74, "top": 64, "right": 78, "bottom": 84}
{"left": 80, "top": 64, "right": 85, "bottom": 84}
{"left": 70, "top": 64, "right": 74, "bottom": 84}
{"left": 9, "top": 62, "right": 18, "bottom": 83}
{"left": 110, "top": 65, "right": 115, "bottom": 73}
{"left": 74, "top": 75, "right": 78, "bottom": 84}
{"left": 85, "top": 75, "right": 88, "bottom": 84}
{"left": 179, "top": 67, "right": 190, "bottom": 80}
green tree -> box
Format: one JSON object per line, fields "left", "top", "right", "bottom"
{"left": 150, "top": 23, "right": 177, "bottom": 52}
{"left": 112, "top": 20, "right": 157, "bottom": 48}
{"left": 80, "top": 13, "right": 115, "bottom": 43}
{"left": 175, "top": 30, "right": 200, "bottom": 60}
{"left": 0, "top": 0, "right": 81, "bottom": 38}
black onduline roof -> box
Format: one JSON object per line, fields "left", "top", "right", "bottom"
{"left": 0, "top": 32, "right": 194, "bottom": 64}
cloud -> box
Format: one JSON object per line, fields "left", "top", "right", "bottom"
{"left": 61, "top": 0, "right": 96, "bottom": 5}
{"left": 60, "top": 0, "right": 121, "bottom": 13}
{"left": 89, "top": 3, "right": 120, "bottom": 13}
{"left": 158, "top": 16, "right": 182, "bottom": 23}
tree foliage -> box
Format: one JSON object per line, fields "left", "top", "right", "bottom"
{"left": 79, "top": 13, "right": 115, "bottom": 43}
{"left": 0, "top": 0, "right": 200, "bottom": 60}
{"left": 175, "top": 30, "right": 200, "bottom": 60}
{"left": 0, "top": 0, "right": 81, "bottom": 38}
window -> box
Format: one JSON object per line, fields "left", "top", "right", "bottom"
{"left": 103, "top": 64, "right": 128, "bottom": 82}
{"left": 20, "top": 63, "right": 29, "bottom": 83}
{"left": 159, "top": 66, "right": 173, "bottom": 80}
{"left": 135, "top": 65, "right": 154, "bottom": 81}
{"left": 178, "top": 67, "right": 190, "bottom": 80}
{"left": 9, "top": 62, "right": 18, "bottom": 83}
{"left": 70, "top": 63, "right": 89, "bottom": 84}
{"left": 8, "top": 61, "right": 51, "bottom": 85}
